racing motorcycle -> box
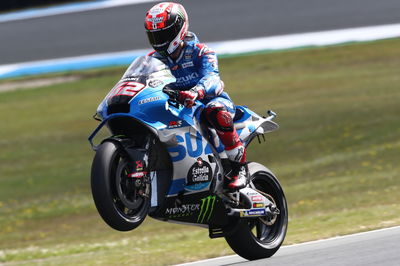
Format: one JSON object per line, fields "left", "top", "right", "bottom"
{"left": 89, "top": 56, "right": 288, "bottom": 260}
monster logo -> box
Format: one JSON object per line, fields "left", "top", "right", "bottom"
{"left": 197, "top": 195, "right": 216, "bottom": 223}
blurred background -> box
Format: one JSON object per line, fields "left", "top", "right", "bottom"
{"left": 0, "top": 0, "right": 399, "bottom": 265}
{"left": 0, "top": 0, "right": 88, "bottom": 12}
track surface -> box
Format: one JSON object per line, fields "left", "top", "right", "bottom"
{"left": 178, "top": 226, "right": 400, "bottom": 266}
{"left": 1, "top": 0, "right": 400, "bottom": 64}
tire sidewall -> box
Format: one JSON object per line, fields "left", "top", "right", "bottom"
{"left": 91, "top": 141, "right": 149, "bottom": 231}
{"left": 224, "top": 162, "right": 288, "bottom": 260}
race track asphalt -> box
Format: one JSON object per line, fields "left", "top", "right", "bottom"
{"left": 177, "top": 226, "right": 400, "bottom": 266}
{"left": 1, "top": 0, "right": 400, "bottom": 64}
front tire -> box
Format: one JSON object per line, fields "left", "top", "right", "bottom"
{"left": 224, "top": 162, "right": 288, "bottom": 260}
{"left": 91, "top": 141, "right": 150, "bottom": 231}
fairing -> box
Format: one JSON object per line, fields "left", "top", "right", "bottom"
{"left": 89, "top": 56, "right": 279, "bottom": 226}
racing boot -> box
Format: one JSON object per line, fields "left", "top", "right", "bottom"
{"left": 225, "top": 143, "right": 248, "bottom": 190}
{"left": 226, "top": 161, "right": 248, "bottom": 190}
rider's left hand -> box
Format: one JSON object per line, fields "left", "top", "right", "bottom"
{"left": 178, "top": 86, "right": 205, "bottom": 108}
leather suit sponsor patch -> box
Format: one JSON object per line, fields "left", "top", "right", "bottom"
{"left": 181, "top": 61, "right": 194, "bottom": 68}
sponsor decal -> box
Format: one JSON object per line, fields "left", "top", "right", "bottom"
{"left": 185, "top": 48, "right": 193, "bottom": 59}
{"left": 240, "top": 209, "right": 266, "bottom": 217}
{"left": 171, "top": 65, "right": 179, "bottom": 71}
{"left": 165, "top": 204, "right": 200, "bottom": 218}
{"left": 248, "top": 209, "right": 266, "bottom": 216}
{"left": 176, "top": 72, "right": 199, "bottom": 84}
{"left": 181, "top": 61, "right": 194, "bottom": 69}
{"left": 108, "top": 81, "right": 145, "bottom": 98}
{"left": 149, "top": 8, "right": 163, "bottom": 15}
{"left": 121, "top": 77, "right": 140, "bottom": 82}
{"left": 197, "top": 195, "right": 216, "bottom": 223}
{"left": 168, "top": 120, "right": 183, "bottom": 128}
{"left": 251, "top": 196, "right": 263, "bottom": 201}
{"left": 138, "top": 96, "right": 161, "bottom": 105}
{"left": 233, "top": 145, "right": 245, "bottom": 162}
{"left": 135, "top": 160, "right": 143, "bottom": 171}
{"left": 148, "top": 79, "right": 163, "bottom": 88}
{"left": 128, "top": 171, "right": 147, "bottom": 178}
{"left": 147, "top": 16, "right": 164, "bottom": 23}
{"left": 253, "top": 203, "right": 264, "bottom": 208}
{"left": 187, "top": 158, "right": 212, "bottom": 184}
{"left": 167, "top": 131, "right": 225, "bottom": 162}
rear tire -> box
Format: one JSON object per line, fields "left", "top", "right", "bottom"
{"left": 91, "top": 141, "right": 150, "bottom": 231}
{"left": 224, "top": 162, "right": 288, "bottom": 260}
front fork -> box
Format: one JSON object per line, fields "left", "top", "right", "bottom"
{"left": 110, "top": 135, "right": 153, "bottom": 198}
{"left": 128, "top": 162, "right": 151, "bottom": 198}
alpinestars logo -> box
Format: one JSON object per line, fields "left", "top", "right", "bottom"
{"left": 197, "top": 195, "right": 216, "bottom": 223}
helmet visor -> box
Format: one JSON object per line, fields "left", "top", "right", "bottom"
{"left": 146, "top": 17, "right": 183, "bottom": 51}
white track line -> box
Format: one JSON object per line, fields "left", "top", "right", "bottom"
{"left": 1, "top": 23, "right": 400, "bottom": 79}
{"left": 212, "top": 23, "right": 400, "bottom": 55}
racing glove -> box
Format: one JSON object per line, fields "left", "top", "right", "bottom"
{"left": 178, "top": 86, "right": 205, "bottom": 108}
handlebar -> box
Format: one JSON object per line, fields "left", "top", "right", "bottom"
{"left": 163, "top": 86, "right": 181, "bottom": 108}
{"left": 162, "top": 86, "right": 179, "bottom": 99}
{"left": 162, "top": 86, "right": 197, "bottom": 108}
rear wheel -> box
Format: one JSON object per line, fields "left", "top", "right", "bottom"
{"left": 91, "top": 141, "right": 150, "bottom": 231}
{"left": 224, "top": 162, "right": 288, "bottom": 260}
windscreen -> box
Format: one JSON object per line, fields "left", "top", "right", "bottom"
{"left": 122, "top": 55, "right": 170, "bottom": 79}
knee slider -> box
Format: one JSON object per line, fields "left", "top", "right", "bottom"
{"left": 205, "top": 103, "right": 234, "bottom": 132}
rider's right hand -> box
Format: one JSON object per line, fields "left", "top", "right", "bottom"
{"left": 178, "top": 86, "right": 205, "bottom": 108}
{"left": 178, "top": 89, "right": 198, "bottom": 108}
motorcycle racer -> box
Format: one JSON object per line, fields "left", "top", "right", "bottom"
{"left": 144, "top": 2, "right": 247, "bottom": 190}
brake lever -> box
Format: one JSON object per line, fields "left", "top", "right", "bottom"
{"left": 163, "top": 87, "right": 200, "bottom": 109}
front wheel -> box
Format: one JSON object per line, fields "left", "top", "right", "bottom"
{"left": 224, "top": 162, "right": 288, "bottom": 260}
{"left": 91, "top": 141, "right": 150, "bottom": 231}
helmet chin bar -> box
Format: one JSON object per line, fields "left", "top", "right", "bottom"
{"left": 167, "top": 22, "right": 187, "bottom": 55}
{"left": 167, "top": 38, "right": 180, "bottom": 55}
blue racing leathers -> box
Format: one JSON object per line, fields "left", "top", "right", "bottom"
{"left": 148, "top": 32, "right": 234, "bottom": 112}
{"left": 149, "top": 32, "right": 247, "bottom": 180}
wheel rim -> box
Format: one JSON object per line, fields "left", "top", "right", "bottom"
{"left": 248, "top": 174, "right": 287, "bottom": 246}
{"left": 111, "top": 154, "right": 147, "bottom": 221}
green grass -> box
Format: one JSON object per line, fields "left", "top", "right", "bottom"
{"left": 1, "top": 38, "right": 399, "bottom": 265}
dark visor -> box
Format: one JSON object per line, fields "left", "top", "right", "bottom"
{"left": 146, "top": 17, "right": 183, "bottom": 50}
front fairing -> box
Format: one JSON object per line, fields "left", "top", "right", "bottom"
{"left": 96, "top": 56, "right": 179, "bottom": 130}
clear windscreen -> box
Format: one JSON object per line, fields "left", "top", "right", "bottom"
{"left": 122, "top": 56, "right": 171, "bottom": 79}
